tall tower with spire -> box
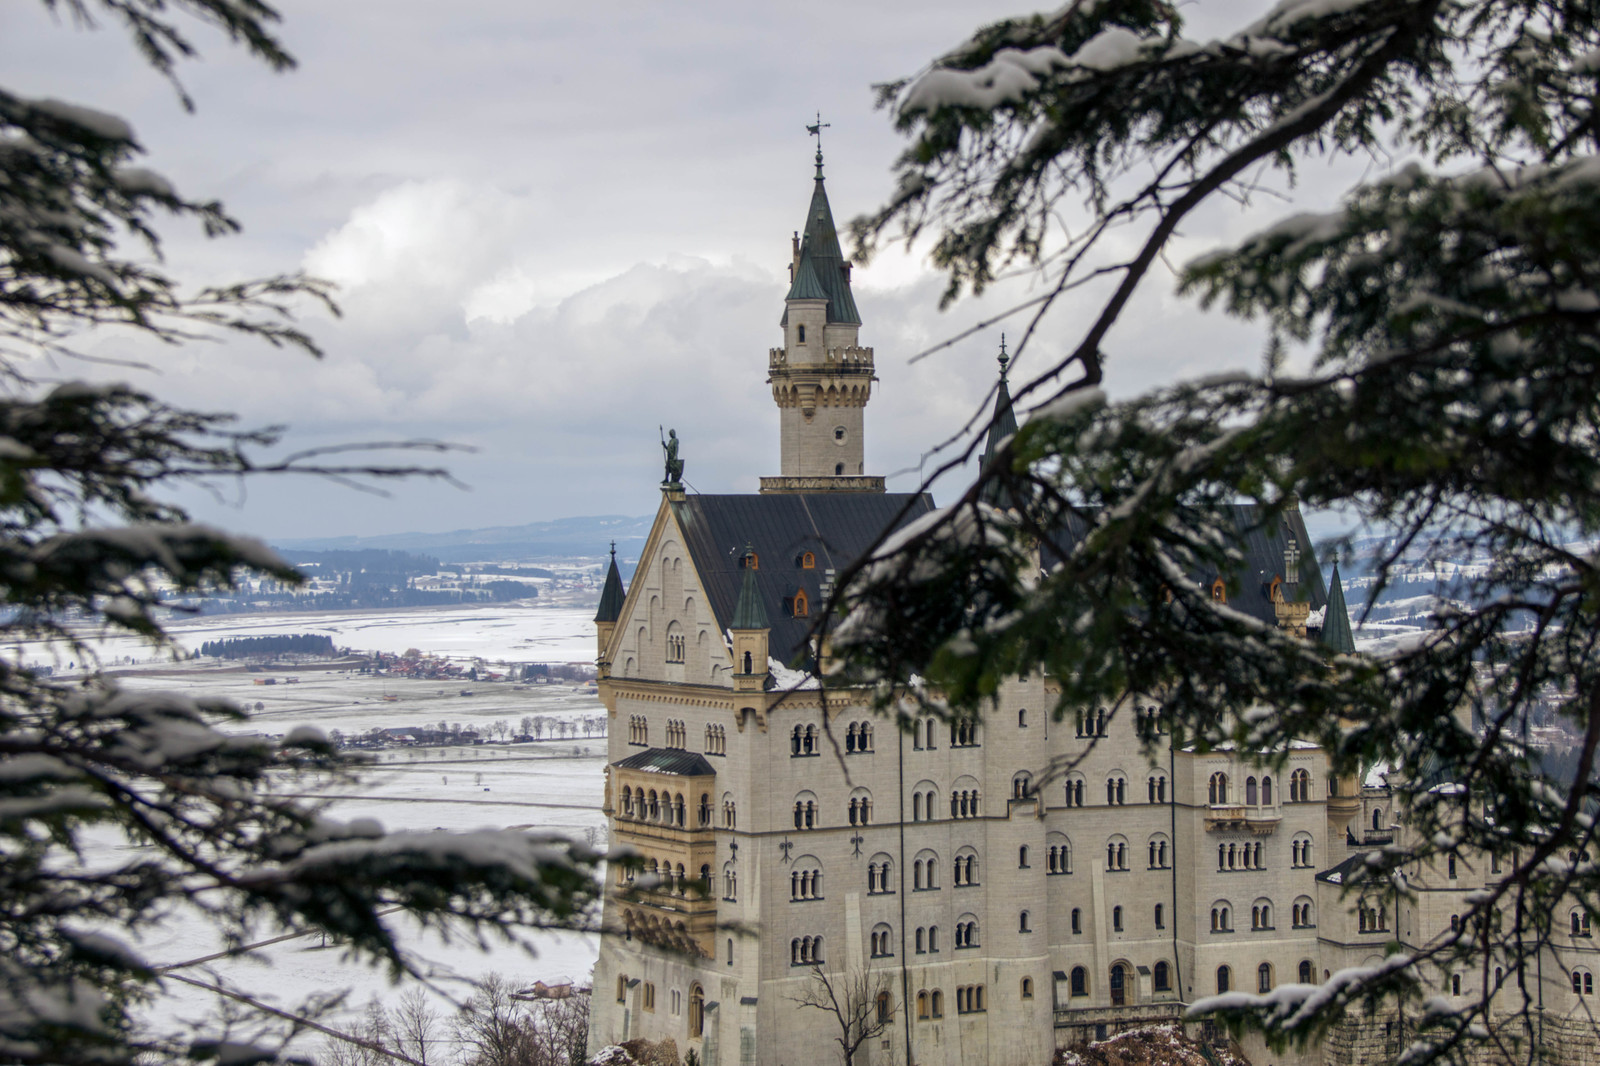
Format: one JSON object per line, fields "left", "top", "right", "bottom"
{"left": 760, "top": 132, "right": 882, "bottom": 494}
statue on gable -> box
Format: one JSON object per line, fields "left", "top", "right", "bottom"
{"left": 660, "top": 427, "right": 685, "bottom": 485}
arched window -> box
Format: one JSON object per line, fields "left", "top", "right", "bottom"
{"left": 1290, "top": 768, "right": 1310, "bottom": 802}
{"left": 1209, "top": 772, "right": 1229, "bottom": 805}
{"left": 1071, "top": 908, "right": 1082, "bottom": 934}
{"left": 1299, "top": 960, "right": 1314, "bottom": 984}
{"left": 799, "top": 551, "right": 815, "bottom": 569}
{"left": 1246, "top": 777, "right": 1258, "bottom": 805}
{"left": 1452, "top": 974, "right": 1462, "bottom": 996}
{"left": 1448, "top": 854, "right": 1458, "bottom": 879}
{"left": 1019, "top": 845, "right": 1030, "bottom": 868}
{"left": 916, "top": 991, "right": 928, "bottom": 1019}
{"left": 1217, "top": 966, "right": 1231, "bottom": 993}
{"left": 1258, "top": 963, "right": 1273, "bottom": 994}
{"left": 689, "top": 984, "right": 705, "bottom": 1037}
{"left": 1110, "top": 963, "right": 1128, "bottom": 1006}
{"left": 1013, "top": 772, "right": 1033, "bottom": 799}
{"left": 1154, "top": 961, "right": 1171, "bottom": 992}
{"left": 1070, "top": 967, "right": 1088, "bottom": 997}
{"left": 1020, "top": 910, "right": 1032, "bottom": 933}
{"left": 1065, "top": 775, "right": 1086, "bottom": 807}
{"left": 1155, "top": 903, "right": 1165, "bottom": 929}
{"left": 915, "top": 927, "right": 925, "bottom": 953}
{"left": 1021, "top": 977, "right": 1034, "bottom": 999}
{"left": 1047, "top": 835, "right": 1072, "bottom": 875}
{"left": 870, "top": 923, "right": 893, "bottom": 958}
{"left": 876, "top": 991, "right": 892, "bottom": 1023}
{"left": 1573, "top": 909, "right": 1592, "bottom": 936}
{"left": 848, "top": 788, "right": 873, "bottom": 826}
{"left": 792, "top": 590, "right": 809, "bottom": 617}
{"left": 1112, "top": 905, "right": 1123, "bottom": 932}
{"left": 1019, "top": 707, "right": 1028, "bottom": 727}
{"left": 1148, "top": 774, "right": 1167, "bottom": 803}
{"left": 1262, "top": 776, "right": 1273, "bottom": 805}
{"left": 931, "top": 990, "right": 943, "bottom": 1017}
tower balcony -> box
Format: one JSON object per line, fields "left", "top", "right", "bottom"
{"left": 769, "top": 346, "right": 875, "bottom": 374}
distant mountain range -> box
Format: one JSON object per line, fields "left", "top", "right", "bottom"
{"left": 273, "top": 514, "right": 652, "bottom": 564}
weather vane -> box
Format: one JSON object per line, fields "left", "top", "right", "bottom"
{"left": 806, "top": 112, "right": 830, "bottom": 174}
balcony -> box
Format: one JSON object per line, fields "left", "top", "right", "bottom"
{"left": 613, "top": 817, "right": 713, "bottom": 847}
{"left": 1053, "top": 1001, "right": 1186, "bottom": 1031}
{"left": 1205, "top": 806, "right": 1281, "bottom": 834}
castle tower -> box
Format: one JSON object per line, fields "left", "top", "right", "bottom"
{"left": 760, "top": 144, "right": 883, "bottom": 494}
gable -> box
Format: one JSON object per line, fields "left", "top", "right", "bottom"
{"left": 607, "top": 499, "right": 732, "bottom": 686}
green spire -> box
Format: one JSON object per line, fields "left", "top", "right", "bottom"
{"left": 1321, "top": 561, "right": 1355, "bottom": 654}
{"left": 791, "top": 154, "right": 860, "bottom": 325}
{"left": 980, "top": 336, "right": 1020, "bottom": 509}
{"left": 594, "top": 542, "right": 626, "bottom": 624}
{"left": 731, "top": 547, "right": 769, "bottom": 630}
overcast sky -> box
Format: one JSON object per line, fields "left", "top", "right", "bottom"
{"left": 5, "top": 1, "right": 1328, "bottom": 542}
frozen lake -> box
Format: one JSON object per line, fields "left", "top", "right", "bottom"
{"left": 70, "top": 606, "right": 610, "bottom": 1054}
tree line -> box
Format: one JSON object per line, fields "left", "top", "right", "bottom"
{"left": 199, "top": 634, "right": 339, "bottom": 660}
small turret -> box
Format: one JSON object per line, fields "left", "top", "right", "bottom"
{"left": 730, "top": 546, "right": 769, "bottom": 693}
{"left": 594, "top": 542, "right": 626, "bottom": 677}
{"left": 1321, "top": 561, "right": 1355, "bottom": 655}
{"left": 979, "top": 336, "right": 1020, "bottom": 510}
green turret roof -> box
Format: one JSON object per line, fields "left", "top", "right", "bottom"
{"left": 979, "top": 344, "right": 1020, "bottom": 509}
{"left": 594, "top": 544, "right": 626, "bottom": 624}
{"left": 1321, "top": 562, "right": 1356, "bottom": 654}
{"left": 785, "top": 246, "right": 829, "bottom": 302}
{"left": 730, "top": 550, "right": 769, "bottom": 630}
{"left": 783, "top": 167, "right": 861, "bottom": 325}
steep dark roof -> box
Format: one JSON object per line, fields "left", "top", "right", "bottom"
{"left": 788, "top": 175, "right": 860, "bottom": 325}
{"left": 1040, "top": 505, "right": 1328, "bottom": 628}
{"left": 672, "top": 493, "right": 936, "bottom": 664}
{"left": 1316, "top": 850, "right": 1376, "bottom": 885}
{"left": 1322, "top": 561, "right": 1356, "bottom": 654}
{"left": 594, "top": 548, "right": 627, "bottom": 624}
{"left": 979, "top": 359, "right": 1019, "bottom": 510}
{"left": 613, "top": 747, "right": 716, "bottom": 777}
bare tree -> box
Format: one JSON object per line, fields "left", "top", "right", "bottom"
{"left": 520, "top": 715, "right": 533, "bottom": 738}
{"left": 320, "top": 999, "right": 397, "bottom": 1066}
{"left": 519, "top": 994, "right": 590, "bottom": 1066}
{"left": 453, "top": 973, "right": 532, "bottom": 1066}
{"left": 789, "top": 965, "right": 896, "bottom": 1066}
{"left": 392, "top": 988, "right": 440, "bottom": 1066}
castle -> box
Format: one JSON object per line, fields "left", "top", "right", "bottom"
{"left": 585, "top": 151, "right": 1600, "bottom": 1066}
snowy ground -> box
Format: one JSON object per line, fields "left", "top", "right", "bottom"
{"left": 67, "top": 606, "right": 609, "bottom": 1053}
{"left": 15, "top": 602, "right": 599, "bottom": 674}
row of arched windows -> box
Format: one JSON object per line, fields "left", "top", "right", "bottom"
{"left": 1075, "top": 710, "right": 1109, "bottom": 738}
{"left": 619, "top": 785, "right": 699, "bottom": 828}
{"left": 870, "top": 925, "right": 892, "bottom": 957}
{"left": 845, "top": 722, "right": 873, "bottom": 752}
{"left": 703, "top": 724, "right": 725, "bottom": 755}
{"left": 951, "top": 789, "right": 981, "bottom": 818}
{"left": 847, "top": 795, "right": 873, "bottom": 825}
{"left": 628, "top": 715, "right": 648, "bottom": 745}
{"left": 1213, "top": 963, "right": 1295, "bottom": 995}
{"left": 789, "top": 936, "right": 823, "bottom": 965}
{"left": 790, "top": 868, "right": 821, "bottom": 900}
{"left": 954, "top": 919, "right": 979, "bottom": 947}
{"left": 866, "top": 859, "right": 893, "bottom": 894}
{"left": 1065, "top": 962, "right": 1174, "bottom": 1000}
{"left": 1288, "top": 767, "right": 1312, "bottom": 802}
{"left": 952, "top": 854, "right": 979, "bottom": 886}
{"left": 664, "top": 718, "right": 685, "bottom": 749}
{"left": 790, "top": 724, "right": 817, "bottom": 756}
{"left": 1358, "top": 906, "right": 1389, "bottom": 932}
{"left": 664, "top": 632, "right": 686, "bottom": 664}
{"left": 1057, "top": 773, "right": 1166, "bottom": 806}
{"left": 955, "top": 985, "right": 985, "bottom": 1013}
{"left": 951, "top": 720, "right": 979, "bottom": 747}
{"left": 789, "top": 790, "right": 874, "bottom": 828}
{"left": 1219, "top": 841, "right": 1265, "bottom": 870}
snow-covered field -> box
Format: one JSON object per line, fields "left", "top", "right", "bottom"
{"left": 15, "top": 603, "right": 599, "bottom": 673}
{"left": 67, "top": 606, "right": 609, "bottom": 1051}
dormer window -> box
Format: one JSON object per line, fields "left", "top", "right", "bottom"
{"left": 792, "top": 591, "right": 809, "bottom": 617}
{"left": 1211, "top": 578, "right": 1227, "bottom": 603}
{"left": 796, "top": 551, "right": 815, "bottom": 570}
{"left": 741, "top": 551, "right": 759, "bottom": 570}
{"left": 1269, "top": 576, "right": 1283, "bottom": 603}
{"left": 797, "top": 325, "right": 806, "bottom": 343}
